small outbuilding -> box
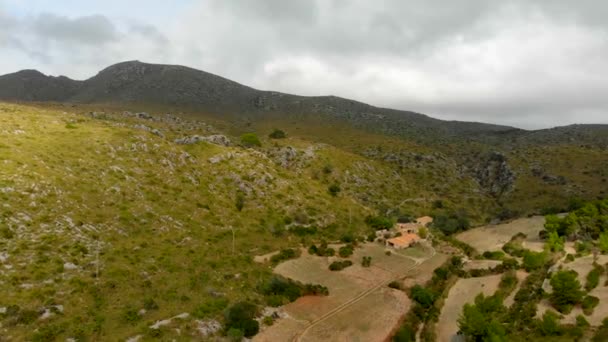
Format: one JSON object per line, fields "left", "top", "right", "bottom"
{"left": 386, "top": 233, "right": 421, "bottom": 249}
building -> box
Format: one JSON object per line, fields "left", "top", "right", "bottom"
{"left": 386, "top": 233, "right": 421, "bottom": 249}
{"left": 395, "top": 222, "right": 420, "bottom": 234}
{"left": 416, "top": 216, "right": 433, "bottom": 227}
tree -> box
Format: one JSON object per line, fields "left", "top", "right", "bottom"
{"left": 225, "top": 302, "right": 260, "bottom": 337}
{"left": 545, "top": 231, "right": 564, "bottom": 252}
{"left": 410, "top": 285, "right": 435, "bottom": 308}
{"left": 549, "top": 270, "right": 584, "bottom": 313}
{"left": 240, "top": 133, "right": 261, "bottom": 147}
{"left": 458, "top": 294, "right": 507, "bottom": 341}
{"left": 268, "top": 129, "right": 286, "bottom": 139}
{"left": 537, "top": 310, "right": 563, "bottom": 336}
{"left": 522, "top": 250, "right": 547, "bottom": 271}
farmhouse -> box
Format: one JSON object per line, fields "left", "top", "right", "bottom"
{"left": 386, "top": 233, "right": 421, "bottom": 249}
{"left": 416, "top": 216, "right": 433, "bottom": 227}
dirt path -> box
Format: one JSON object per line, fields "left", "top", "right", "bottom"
{"left": 292, "top": 245, "right": 436, "bottom": 342}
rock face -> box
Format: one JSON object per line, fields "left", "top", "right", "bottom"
{"left": 473, "top": 152, "right": 515, "bottom": 197}
{"left": 174, "top": 135, "right": 231, "bottom": 146}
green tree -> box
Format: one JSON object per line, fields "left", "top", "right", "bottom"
{"left": 537, "top": 310, "right": 563, "bottom": 336}
{"left": 458, "top": 294, "right": 507, "bottom": 341}
{"left": 225, "top": 302, "right": 260, "bottom": 337}
{"left": 522, "top": 250, "right": 547, "bottom": 271}
{"left": 410, "top": 285, "right": 435, "bottom": 308}
{"left": 240, "top": 133, "right": 261, "bottom": 147}
{"left": 549, "top": 270, "right": 584, "bottom": 313}
{"left": 545, "top": 231, "right": 564, "bottom": 252}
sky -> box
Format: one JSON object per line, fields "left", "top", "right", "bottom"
{"left": 1, "top": 1, "right": 607, "bottom": 129}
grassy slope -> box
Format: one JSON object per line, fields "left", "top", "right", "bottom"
{"left": 0, "top": 102, "right": 605, "bottom": 340}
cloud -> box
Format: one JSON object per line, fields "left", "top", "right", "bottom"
{"left": 1, "top": 1, "right": 607, "bottom": 128}
{"left": 32, "top": 13, "right": 117, "bottom": 45}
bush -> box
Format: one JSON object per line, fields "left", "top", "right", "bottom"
{"left": 240, "top": 133, "right": 261, "bottom": 147}
{"left": 361, "top": 256, "right": 372, "bottom": 267}
{"left": 268, "top": 129, "right": 286, "bottom": 139}
{"left": 259, "top": 276, "right": 328, "bottom": 306}
{"left": 270, "top": 248, "right": 300, "bottom": 264}
{"left": 338, "top": 244, "right": 354, "bottom": 258}
{"left": 537, "top": 310, "right": 563, "bottom": 336}
{"left": 388, "top": 281, "right": 402, "bottom": 290}
{"left": 143, "top": 298, "right": 159, "bottom": 311}
{"left": 410, "top": 285, "right": 436, "bottom": 308}
{"left": 328, "top": 184, "right": 341, "bottom": 197}
{"left": 192, "top": 297, "right": 229, "bottom": 318}
{"left": 224, "top": 302, "right": 259, "bottom": 338}
{"left": 522, "top": 250, "right": 547, "bottom": 272}
{"left": 329, "top": 260, "right": 353, "bottom": 271}
{"left": 365, "top": 216, "right": 393, "bottom": 230}
{"left": 585, "top": 264, "right": 604, "bottom": 291}
{"left": 482, "top": 251, "right": 505, "bottom": 260}
{"left": 582, "top": 295, "right": 600, "bottom": 315}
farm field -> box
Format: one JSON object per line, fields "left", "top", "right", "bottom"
{"left": 436, "top": 274, "right": 503, "bottom": 342}
{"left": 455, "top": 216, "right": 547, "bottom": 253}
{"left": 256, "top": 243, "right": 433, "bottom": 341}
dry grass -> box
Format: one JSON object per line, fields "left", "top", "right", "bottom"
{"left": 257, "top": 243, "right": 424, "bottom": 341}
{"left": 455, "top": 216, "right": 546, "bottom": 253}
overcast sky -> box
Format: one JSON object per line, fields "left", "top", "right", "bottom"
{"left": 1, "top": 0, "right": 607, "bottom": 129}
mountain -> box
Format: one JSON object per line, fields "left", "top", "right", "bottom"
{"left": 0, "top": 61, "right": 522, "bottom": 140}
{"left": 0, "top": 61, "right": 606, "bottom": 212}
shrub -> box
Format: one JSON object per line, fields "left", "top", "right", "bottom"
{"left": 482, "top": 251, "right": 505, "bottom": 260}
{"left": 235, "top": 192, "right": 245, "bottom": 211}
{"left": 501, "top": 258, "right": 519, "bottom": 270}
{"left": 122, "top": 307, "right": 141, "bottom": 324}
{"left": 361, "top": 256, "right": 372, "bottom": 267}
{"left": 585, "top": 264, "right": 604, "bottom": 291}
{"left": 224, "top": 302, "right": 259, "bottom": 338}
{"left": 240, "top": 133, "right": 261, "bottom": 147}
{"left": 522, "top": 250, "right": 547, "bottom": 272}
{"left": 537, "top": 310, "right": 563, "bottom": 336}
{"left": 410, "top": 285, "right": 435, "bottom": 308}
{"left": 338, "top": 244, "right": 354, "bottom": 258}
{"left": 143, "top": 298, "right": 159, "bottom": 311}
{"left": 582, "top": 295, "right": 600, "bottom": 315}
{"left": 388, "top": 281, "right": 402, "bottom": 290}
{"left": 192, "top": 297, "right": 229, "bottom": 318}
{"left": 268, "top": 129, "right": 286, "bottom": 139}
{"left": 329, "top": 260, "right": 353, "bottom": 271}
{"left": 418, "top": 226, "right": 428, "bottom": 239}
{"left": 270, "top": 248, "right": 300, "bottom": 264}
{"left": 328, "top": 184, "right": 341, "bottom": 197}
{"left": 365, "top": 216, "right": 393, "bottom": 230}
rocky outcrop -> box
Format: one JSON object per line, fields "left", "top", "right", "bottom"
{"left": 473, "top": 151, "right": 515, "bottom": 197}
{"left": 174, "top": 134, "right": 231, "bottom": 146}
